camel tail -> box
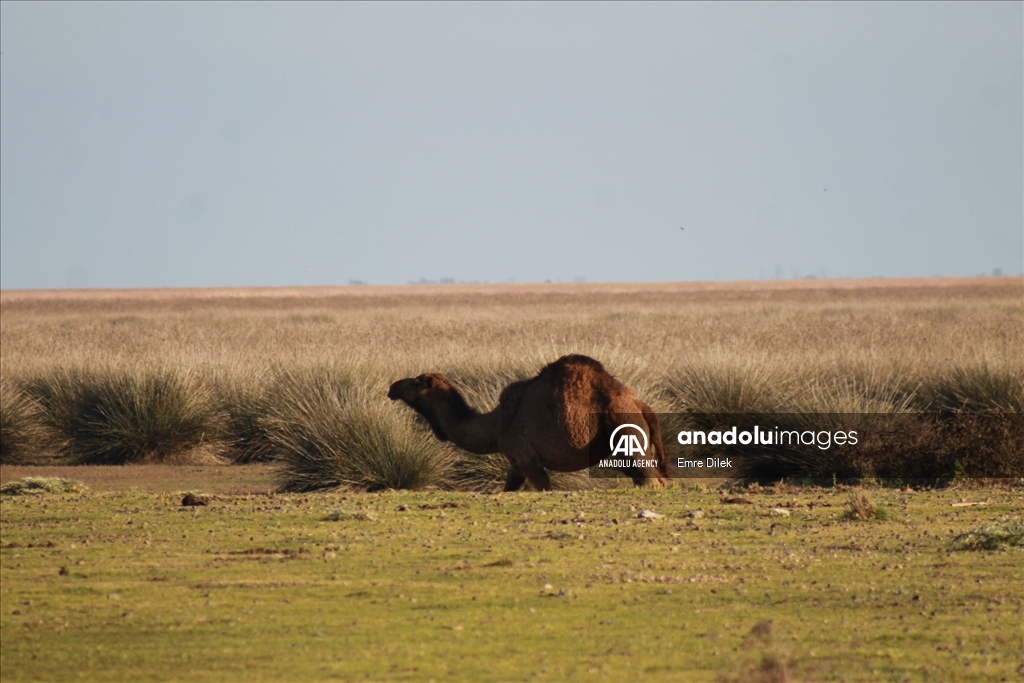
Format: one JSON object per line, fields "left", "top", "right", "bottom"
{"left": 640, "top": 402, "right": 671, "bottom": 482}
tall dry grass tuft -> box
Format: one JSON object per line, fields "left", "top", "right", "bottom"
{"left": 660, "top": 352, "right": 799, "bottom": 414}
{"left": 800, "top": 361, "right": 919, "bottom": 414}
{"left": 209, "top": 366, "right": 277, "bottom": 463}
{"left": 265, "top": 368, "right": 452, "bottom": 492}
{"left": 0, "top": 382, "right": 52, "bottom": 464}
{"left": 841, "top": 489, "right": 890, "bottom": 520}
{"left": 918, "top": 363, "right": 1024, "bottom": 413}
{"left": 445, "top": 451, "right": 511, "bottom": 492}
{"left": 24, "top": 366, "right": 228, "bottom": 464}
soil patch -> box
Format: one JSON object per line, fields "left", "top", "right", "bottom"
{"left": 0, "top": 464, "right": 276, "bottom": 494}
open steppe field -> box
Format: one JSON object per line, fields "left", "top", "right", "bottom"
{"left": 2, "top": 278, "right": 1021, "bottom": 404}
{"left": 2, "top": 279, "right": 1022, "bottom": 379}
{"left": 1, "top": 479, "right": 1022, "bottom": 682}
{"left": 1, "top": 278, "right": 1023, "bottom": 681}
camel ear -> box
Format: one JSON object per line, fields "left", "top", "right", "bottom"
{"left": 420, "top": 374, "right": 436, "bottom": 389}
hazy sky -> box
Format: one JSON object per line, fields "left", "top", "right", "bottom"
{"left": 1, "top": 2, "right": 1021, "bottom": 289}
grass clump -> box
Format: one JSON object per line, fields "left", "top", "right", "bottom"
{"left": 323, "top": 509, "right": 378, "bottom": 521}
{"left": 446, "top": 451, "right": 511, "bottom": 492}
{"left": 266, "top": 368, "right": 452, "bottom": 492}
{"left": 841, "top": 490, "right": 890, "bottom": 521}
{"left": 0, "top": 476, "right": 87, "bottom": 496}
{"left": 918, "top": 363, "right": 1024, "bottom": 414}
{"left": 950, "top": 516, "right": 1024, "bottom": 551}
{"left": 210, "top": 367, "right": 277, "bottom": 463}
{"left": 660, "top": 352, "right": 797, "bottom": 414}
{"left": 25, "top": 367, "right": 228, "bottom": 465}
{"left": 0, "top": 382, "right": 52, "bottom": 464}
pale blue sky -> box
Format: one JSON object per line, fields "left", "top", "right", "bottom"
{"left": 1, "top": 2, "right": 1021, "bottom": 289}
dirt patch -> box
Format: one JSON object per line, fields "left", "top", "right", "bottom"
{"left": 0, "top": 464, "right": 276, "bottom": 494}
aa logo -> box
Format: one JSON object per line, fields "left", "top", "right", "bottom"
{"left": 609, "top": 424, "right": 649, "bottom": 457}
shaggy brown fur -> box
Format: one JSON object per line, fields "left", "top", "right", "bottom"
{"left": 387, "top": 354, "right": 669, "bottom": 491}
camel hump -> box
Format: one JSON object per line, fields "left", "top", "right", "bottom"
{"left": 497, "top": 354, "right": 638, "bottom": 442}
{"left": 538, "top": 354, "right": 630, "bottom": 406}
{"left": 545, "top": 354, "right": 607, "bottom": 375}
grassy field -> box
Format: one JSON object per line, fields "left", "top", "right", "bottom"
{"left": 1, "top": 278, "right": 1022, "bottom": 681}
{"left": 2, "top": 476, "right": 1022, "bottom": 682}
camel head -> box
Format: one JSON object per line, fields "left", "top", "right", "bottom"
{"left": 387, "top": 372, "right": 454, "bottom": 404}
{"left": 388, "top": 373, "right": 470, "bottom": 442}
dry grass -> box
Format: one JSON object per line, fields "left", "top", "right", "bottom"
{"left": 949, "top": 516, "right": 1024, "bottom": 551}
{"left": 841, "top": 489, "right": 890, "bottom": 520}
{"left": 21, "top": 365, "right": 228, "bottom": 465}
{"left": 263, "top": 370, "right": 453, "bottom": 492}
{"left": 0, "top": 476, "right": 87, "bottom": 496}
{"left": 0, "top": 381, "right": 52, "bottom": 464}
{"left": 2, "top": 278, "right": 1021, "bottom": 486}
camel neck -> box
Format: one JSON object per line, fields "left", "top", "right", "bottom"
{"left": 437, "top": 404, "right": 500, "bottom": 455}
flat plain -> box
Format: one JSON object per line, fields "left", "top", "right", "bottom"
{"left": 1, "top": 277, "right": 1022, "bottom": 681}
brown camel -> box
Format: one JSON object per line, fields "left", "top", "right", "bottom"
{"left": 387, "top": 354, "right": 669, "bottom": 491}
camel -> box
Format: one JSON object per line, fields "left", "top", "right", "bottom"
{"left": 387, "top": 354, "right": 669, "bottom": 491}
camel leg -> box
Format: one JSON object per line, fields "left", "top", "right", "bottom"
{"left": 516, "top": 450, "right": 552, "bottom": 492}
{"left": 620, "top": 464, "right": 647, "bottom": 488}
{"left": 503, "top": 462, "right": 526, "bottom": 492}
{"left": 639, "top": 402, "right": 671, "bottom": 485}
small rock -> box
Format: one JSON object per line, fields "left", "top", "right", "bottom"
{"left": 770, "top": 507, "right": 791, "bottom": 517}
{"left": 688, "top": 509, "right": 705, "bottom": 519}
{"left": 638, "top": 509, "right": 664, "bottom": 520}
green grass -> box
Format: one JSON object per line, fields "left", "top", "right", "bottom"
{"left": 1, "top": 482, "right": 1021, "bottom": 681}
